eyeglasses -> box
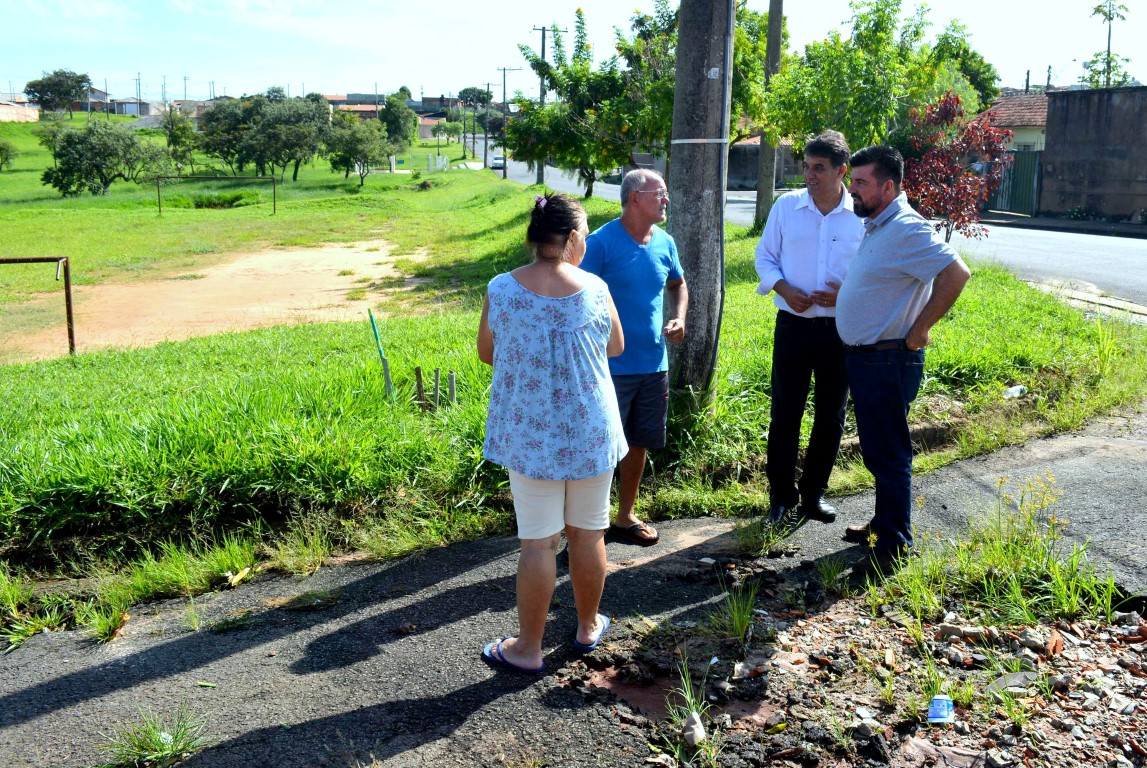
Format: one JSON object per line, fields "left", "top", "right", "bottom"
{"left": 637, "top": 189, "right": 669, "bottom": 200}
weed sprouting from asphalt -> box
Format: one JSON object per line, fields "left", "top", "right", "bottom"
{"left": 98, "top": 704, "right": 211, "bottom": 767}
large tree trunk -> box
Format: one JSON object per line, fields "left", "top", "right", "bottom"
{"left": 753, "top": 0, "right": 784, "bottom": 228}
{"left": 667, "top": 0, "right": 734, "bottom": 400}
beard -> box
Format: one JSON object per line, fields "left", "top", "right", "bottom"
{"left": 851, "top": 194, "right": 875, "bottom": 218}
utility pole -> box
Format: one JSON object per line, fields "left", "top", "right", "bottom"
{"left": 753, "top": 0, "right": 784, "bottom": 227}
{"left": 532, "top": 24, "right": 566, "bottom": 186}
{"left": 162, "top": 74, "right": 167, "bottom": 104}
{"left": 497, "top": 66, "right": 522, "bottom": 180}
{"left": 482, "top": 82, "right": 493, "bottom": 168}
{"left": 135, "top": 72, "right": 141, "bottom": 116}
{"left": 1046, "top": 65, "right": 1052, "bottom": 90}
{"left": 183, "top": 76, "right": 189, "bottom": 101}
{"left": 667, "top": 0, "right": 735, "bottom": 400}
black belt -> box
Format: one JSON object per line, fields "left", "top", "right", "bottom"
{"left": 779, "top": 312, "right": 836, "bottom": 325}
{"left": 845, "top": 338, "right": 908, "bottom": 353}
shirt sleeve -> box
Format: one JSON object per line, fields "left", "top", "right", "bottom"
{"left": 900, "top": 218, "right": 959, "bottom": 284}
{"left": 666, "top": 235, "right": 684, "bottom": 282}
{"left": 754, "top": 199, "right": 786, "bottom": 296}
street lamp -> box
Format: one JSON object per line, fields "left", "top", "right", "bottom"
{"left": 460, "top": 100, "right": 470, "bottom": 160}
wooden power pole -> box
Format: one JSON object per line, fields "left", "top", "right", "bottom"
{"left": 667, "top": 0, "right": 735, "bottom": 398}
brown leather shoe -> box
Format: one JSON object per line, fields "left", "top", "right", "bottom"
{"left": 842, "top": 522, "right": 872, "bottom": 544}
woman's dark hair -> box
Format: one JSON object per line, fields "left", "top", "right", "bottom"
{"left": 526, "top": 193, "right": 586, "bottom": 259}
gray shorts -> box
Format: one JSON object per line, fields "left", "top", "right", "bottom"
{"left": 612, "top": 372, "right": 669, "bottom": 450}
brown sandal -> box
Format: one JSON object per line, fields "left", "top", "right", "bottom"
{"left": 608, "top": 522, "right": 659, "bottom": 546}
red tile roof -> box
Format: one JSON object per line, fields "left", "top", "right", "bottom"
{"left": 983, "top": 94, "right": 1047, "bottom": 128}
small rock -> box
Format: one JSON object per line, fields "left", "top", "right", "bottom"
{"left": 938, "top": 623, "right": 963, "bottom": 640}
{"left": 1072, "top": 726, "right": 1088, "bottom": 739}
{"left": 1113, "top": 611, "right": 1141, "bottom": 627}
{"left": 1018, "top": 627, "right": 1049, "bottom": 653}
{"left": 764, "top": 711, "right": 787, "bottom": 729}
{"left": 1049, "top": 673, "right": 1072, "bottom": 691}
{"left": 954, "top": 721, "right": 971, "bottom": 735}
{"left": 683, "top": 711, "right": 706, "bottom": 746}
{"left": 853, "top": 719, "right": 881, "bottom": 738}
{"left": 986, "top": 749, "right": 1017, "bottom": 768}
{"left": 855, "top": 706, "right": 880, "bottom": 721}
{"left": 987, "top": 670, "right": 1039, "bottom": 694}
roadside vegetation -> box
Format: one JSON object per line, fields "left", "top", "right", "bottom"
{"left": 2, "top": 117, "right": 1146, "bottom": 652}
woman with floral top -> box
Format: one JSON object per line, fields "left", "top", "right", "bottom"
{"left": 478, "top": 193, "right": 626, "bottom": 674}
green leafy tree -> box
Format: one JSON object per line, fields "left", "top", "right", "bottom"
{"left": 256, "top": 96, "right": 330, "bottom": 181}
{"left": 198, "top": 98, "right": 246, "bottom": 174}
{"left": 24, "top": 69, "right": 92, "bottom": 117}
{"left": 379, "top": 94, "right": 417, "bottom": 151}
{"left": 161, "top": 106, "right": 198, "bottom": 174}
{"left": 395, "top": 85, "right": 413, "bottom": 100}
{"left": 730, "top": 1, "right": 788, "bottom": 143}
{"left": 32, "top": 113, "right": 69, "bottom": 168}
{"left": 457, "top": 87, "right": 492, "bottom": 106}
{"left": 765, "top": 0, "right": 967, "bottom": 151}
{"left": 1082, "top": 50, "right": 1134, "bottom": 88}
{"left": 612, "top": 0, "right": 679, "bottom": 154}
{"left": 41, "top": 121, "right": 171, "bottom": 196}
{"left": 324, "top": 111, "right": 388, "bottom": 185}
{"left": 0, "top": 138, "right": 18, "bottom": 171}
{"left": 931, "top": 21, "right": 1000, "bottom": 105}
{"left": 509, "top": 10, "right": 632, "bottom": 197}
{"left": 1091, "top": 1, "right": 1130, "bottom": 87}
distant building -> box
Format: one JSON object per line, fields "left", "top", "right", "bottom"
{"left": 983, "top": 93, "right": 1048, "bottom": 151}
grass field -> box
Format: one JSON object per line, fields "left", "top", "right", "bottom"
{"left": 2, "top": 118, "right": 1146, "bottom": 579}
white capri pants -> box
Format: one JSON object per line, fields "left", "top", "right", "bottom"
{"left": 507, "top": 469, "right": 614, "bottom": 540}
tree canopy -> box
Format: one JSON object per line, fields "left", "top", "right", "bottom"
{"left": 41, "top": 121, "right": 170, "bottom": 196}
{"left": 324, "top": 110, "right": 388, "bottom": 186}
{"left": 24, "top": 69, "right": 92, "bottom": 117}
{"left": 379, "top": 95, "right": 417, "bottom": 151}
{"left": 506, "top": 9, "right": 633, "bottom": 197}
{"left": 900, "top": 92, "right": 1012, "bottom": 242}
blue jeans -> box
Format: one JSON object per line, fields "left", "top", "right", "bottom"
{"left": 845, "top": 346, "right": 925, "bottom": 552}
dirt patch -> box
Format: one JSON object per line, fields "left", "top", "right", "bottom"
{"left": 1, "top": 240, "right": 423, "bottom": 363}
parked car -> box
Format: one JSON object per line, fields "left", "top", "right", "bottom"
{"left": 490, "top": 155, "right": 505, "bottom": 170}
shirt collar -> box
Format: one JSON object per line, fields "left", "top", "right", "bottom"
{"left": 796, "top": 185, "right": 851, "bottom": 215}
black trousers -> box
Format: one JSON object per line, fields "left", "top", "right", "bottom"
{"left": 766, "top": 311, "right": 849, "bottom": 506}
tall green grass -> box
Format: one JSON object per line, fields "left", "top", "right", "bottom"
{"left": 2, "top": 126, "right": 1146, "bottom": 571}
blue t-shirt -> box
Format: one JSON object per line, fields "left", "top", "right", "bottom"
{"left": 580, "top": 219, "right": 684, "bottom": 375}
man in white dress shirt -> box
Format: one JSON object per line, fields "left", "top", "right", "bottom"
{"left": 754, "top": 131, "right": 865, "bottom": 526}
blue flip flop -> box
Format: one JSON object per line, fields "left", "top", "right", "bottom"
{"left": 482, "top": 637, "right": 545, "bottom": 674}
{"left": 571, "top": 614, "right": 611, "bottom": 653}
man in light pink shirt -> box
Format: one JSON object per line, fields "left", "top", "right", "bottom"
{"left": 754, "top": 131, "right": 865, "bottom": 527}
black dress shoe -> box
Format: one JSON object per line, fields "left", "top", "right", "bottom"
{"left": 798, "top": 495, "right": 837, "bottom": 523}
{"left": 765, "top": 503, "right": 793, "bottom": 525}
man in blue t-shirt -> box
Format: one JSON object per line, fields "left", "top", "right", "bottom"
{"left": 580, "top": 169, "right": 688, "bottom": 546}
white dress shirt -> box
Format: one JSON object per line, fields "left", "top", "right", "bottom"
{"left": 754, "top": 186, "right": 865, "bottom": 318}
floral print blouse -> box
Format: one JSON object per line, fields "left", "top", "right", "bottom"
{"left": 482, "top": 272, "right": 627, "bottom": 480}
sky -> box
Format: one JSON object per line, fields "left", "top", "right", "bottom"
{"left": 3, "top": 0, "right": 1143, "bottom": 104}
